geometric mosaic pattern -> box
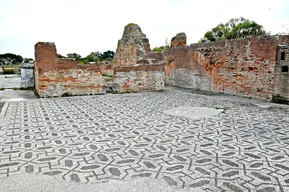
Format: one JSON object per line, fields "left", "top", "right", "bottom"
{"left": 1, "top": 90, "right": 289, "bottom": 191}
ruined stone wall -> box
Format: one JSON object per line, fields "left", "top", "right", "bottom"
{"left": 35, "top": 42, "right": 165, "bottom": 97}
{"left": 38, "top": 69, "right": 105, "bottom": 97}
{"left": 164, "top": 35, "right": 289, "bottom": 101}
{"left": 35, "top": 42, "right": 106, "bottom": 97}
{"left": 273, "top": 38, "right": 289, "bottom": 102}
{"left": 112, "top": 23, "right": 151, "bottom": 67}
{"left": 114, "top": 65, "right": 164, "bottom": 93}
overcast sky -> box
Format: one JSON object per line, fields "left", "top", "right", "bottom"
{"left": 0, "top": 0, "right": 288, "bottom": 58}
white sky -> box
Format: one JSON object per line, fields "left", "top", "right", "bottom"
{"left": 0, "top": 0, "right": 288, "bottom": 58}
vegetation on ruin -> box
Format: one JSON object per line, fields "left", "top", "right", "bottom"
{"left": 199, "top": 17, "right": 267, "bottom": 43}
{"left": 64, "top": 51, "right": 115, "bottom": 64}
{"left": 152, "top": 46, "right": 165, "bottom": 53}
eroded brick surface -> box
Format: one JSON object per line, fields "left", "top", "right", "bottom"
{"left": 273, "top": 44, "right": 289, "bottom": 101}
{"left": 164, "top": 35, "right": 289, "bottom": 101}
{"left": 112, "top": 23, "right": 151, "bottom": 67}
{"left": 34, "top": 42, "right": 165, "bottom": 97}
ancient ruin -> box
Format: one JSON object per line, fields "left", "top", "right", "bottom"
{"left": 2, "top": 23, "right": 289, "bottom": 192}
{"left": 34, "top": 23, "right": 289, "bottom": 103}
{"left": 164, "top": 35, "right": 289, "bottom": 103}
{"left": 170, "top": 32, "right": 187, "bottom": 47}
{"left": 112, "top": 23, "right": 151, "bottom": 67}
{"left": 34, "top": 24, "right": 165, "bottom": 97}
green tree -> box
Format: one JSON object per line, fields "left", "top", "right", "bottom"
{"left": 199, "top": 17, "right": 267, "bottom": 43}
{"left": 78, "top": 58, "right": 89, "bottom": 64}
{"left": 85, "top": 52, "right": 99, "bottom": 63}
{"left": 0, "top": 53, "right": 23, "bottom": 65}
{"left": 23, "top": 58, "right": 33, "bottom": 63}
{"left": 66, "top": 53, "right": 82, "bottom": 61}
{"left": 99, "top": 50, "right": 115, "bottom": 61}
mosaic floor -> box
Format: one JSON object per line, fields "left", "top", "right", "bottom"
{"left": 1, "top": 90, "right": 289, "bottom": 191}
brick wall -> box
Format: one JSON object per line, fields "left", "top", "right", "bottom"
{"left": 35, "top": 42, "right": 165, "bottom": 97}
{"left": 164, "top": 35, "right": 289, "bottom": 101}
{"left": 35, "top": 42, "right": 106, "bottom": 97}
{"left": 114, "top": 65, "right": 165, "bottom": 92}
{"left": 38, "top": 69, "right": 105, "bottom": 97}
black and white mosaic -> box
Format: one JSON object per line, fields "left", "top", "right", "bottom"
{"left": 1, "top": 90, "right": 289, "bottom": 191}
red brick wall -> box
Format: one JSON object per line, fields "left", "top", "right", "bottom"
{"left": 164, "top": 35, "right": 289, "bottom": 101}
{"left": 34, "top": 42, "right": 165, "bottom": 97}
{"left": 35, "top": 42, "right": 105, "bottom": 97}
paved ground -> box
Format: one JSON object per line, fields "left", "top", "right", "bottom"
{"left": 0, "top": 74, "right": 21, "bottom": 88}
{"left": 1, "top": 89, "right": 289, "bottom": 191}
{"left": 0, "top": 89, "right": 37, "bottom": 102}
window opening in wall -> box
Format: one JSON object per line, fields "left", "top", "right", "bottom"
{"left": 282, "top": 66, "right": 288, "bottom": 72}
{"left": 281, "top": 52, "right": 285, "bottom": 60}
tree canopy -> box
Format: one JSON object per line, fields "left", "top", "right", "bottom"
{"left": 66, "top": 51, "right": 115, "bottom": 64}
{"left": 199, "top": 17, "right": 267, "bottom": 43}
{"left": 0, "top": 50, "right": 115, "bottom": 65}
{"left": 66, "top": 53, "right": 82, "bottom": 61}
{"left": 99, "top": 50, "right": 115, "bottom": 61}
{"left": 23, "top": 58, "right": 33, "bottom": 63}
{"left": 0, "top": 53, "right": 23, "bottom": 65}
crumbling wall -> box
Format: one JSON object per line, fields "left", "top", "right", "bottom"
{"left": 112, "top": 23, "right": 151, "bottom": 67}
{"left": 35, "top": 42, "right": 106, "bottom": 97}
{"left": 35, "top": 41, "right": 165, "bottom": 97}
{"left": 171, "top": 33, "right": 187, "bottom": 47}
{"left": 164, "top": 35, "right": 289, "bottom": 101}
{"left": 273, "top": 39, "right": 289, "bottom": 103}
{"left": 114, "top": 65, "right": 164, "bottom": 92}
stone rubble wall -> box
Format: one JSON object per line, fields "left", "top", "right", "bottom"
{"left": 114, "top": 65, "right": 165, "bottom": 93}
{"left": 34, "top": 42, "right": 165, "bottom": 97}
{"left": 37, "top": 69, "right": 105, "bottom": 97}
{"left": 164, "top": 35, "right": 289, "bottom": 101}
{"left": 34, "top": 26, "right": 289, "bottom": 102}
{"left": 273, "top": 42, "right": 289, "bottom": 102}
{"left": 112, "top": 23, "right": 151, "bottom": 67}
